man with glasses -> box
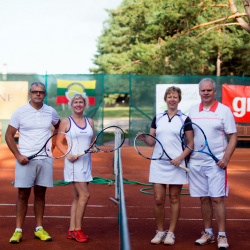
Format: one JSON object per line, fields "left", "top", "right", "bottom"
{"left": 5, "top": 82, "right": 60, "bottom": 244}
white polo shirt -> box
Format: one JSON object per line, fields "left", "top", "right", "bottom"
{"left": 188, "top": 100, "right": 237, "bottom": 166}
{"left": 149, "top": 110, "right": 190, "bottom": 184}
{"left": 9, "top": 101, "right": 60, "bottom": 158}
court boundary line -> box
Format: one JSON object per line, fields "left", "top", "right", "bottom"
{"left": 1, "top": 215, "right": 250, "bottom": 221}
{"left": 1, "top": 204, "right": 250, "bottom": 209}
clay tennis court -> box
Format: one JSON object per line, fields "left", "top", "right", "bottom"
{"left": 1, "top": 144, "right": 250, "bottom": 250}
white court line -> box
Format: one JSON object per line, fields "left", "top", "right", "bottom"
{"left": 0, "top": 215, "right": 250, "bottom": 221}
{"left": 0, "top": 204, "right": 107, "bottom": 207}
{"left": 1, "top": 204, "right": 250, "bottom": 210}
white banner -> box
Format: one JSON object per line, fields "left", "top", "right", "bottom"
{"left": 156, "top": 84, "right": 200, "bottom": 115}
{"left": 0, "top": 81, "right": 28, "bottom": 119}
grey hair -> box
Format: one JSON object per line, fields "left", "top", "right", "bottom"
{"left": 199, "top": 78, "right": 217, "bottom": 90}
{"left": 30, "top": 82, "right": 46, "bottom": 92}
{"left": 68, "top": 93, "right": 89, "bottom": 111}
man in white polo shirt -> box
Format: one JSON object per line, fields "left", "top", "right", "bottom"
{"left": 188, "top": 78, "right": 237, "bottom": 249}
{"left": 5, "top": 82, "right": 60, "bottom": 244}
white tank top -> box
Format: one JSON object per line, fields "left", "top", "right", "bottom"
{"left": 64, "top": 116, "right": 93, "bottom": 182}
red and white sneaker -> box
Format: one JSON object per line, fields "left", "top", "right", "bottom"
{"left": 217, "top": 236, "right": 229, "bottom": 249}
{"left": 73, "top": 229, "right": 89, "bottom": 243}
{"left": 195, "top": 231, "right": 215, "bottom": 245}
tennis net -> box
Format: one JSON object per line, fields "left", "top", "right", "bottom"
{"left": 114, "top": 128, "right": 131, "bottom": 250}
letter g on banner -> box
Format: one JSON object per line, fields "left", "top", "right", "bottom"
{"left": 233, "top": 97, "right": 246, "bottom": 117}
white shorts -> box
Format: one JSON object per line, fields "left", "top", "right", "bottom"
{"left": 14, "top": 158, "right": 54, "bottom": 188}
{"left": 188, "top": 164, "right": 229, "bottom": 198}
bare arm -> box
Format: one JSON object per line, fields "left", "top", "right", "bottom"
{"left": 217, "top": 133, "right": 237, "bottom": 169}
{"left": 5, "top": 125, "right": 28, "bottom": 165}
{"left": 136, "top": 128, "right": 156, "bottom": 147}
{"left": 88, "top": 118, "right": 95, "bottom": 145}
{"left": 53, "top": 119, "right": 61, "bottom": 134}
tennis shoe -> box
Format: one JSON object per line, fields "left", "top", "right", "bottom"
{"left": 73, "top": 229, "right": 88, "bottom": 243}
{"left": 67, "top": 230, "right": 74, "bottom": 239}
{"left": 195, "top": 231, "right": 215, "bottom": 245}
{"left": 164, "top": 231, "right": 175, "bottom": 245}
{"left": 34, "top": 228, "right": 52, "bottom": 241}
{"left": 217, "top": 236, "right": 229, "bottom": 249}
{"left": 9, "top": 231, "right": 22, "bottom": 243}
{"left": 151, "top": 230, "right": 166, "bottom": 244}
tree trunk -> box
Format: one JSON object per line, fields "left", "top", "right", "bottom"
{"left": 217, "top": 51, "right": 221, "bottom": 76}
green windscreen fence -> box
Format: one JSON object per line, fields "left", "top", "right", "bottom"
{"left": 1, "top": 74, "right": 250, "bottom": 145}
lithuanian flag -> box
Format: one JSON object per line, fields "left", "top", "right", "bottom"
{"left": 56, "top": 79, "right": 96, "bottom": 105}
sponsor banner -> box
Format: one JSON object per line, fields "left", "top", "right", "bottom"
{"left": 156, "top": 84, "right": 200, "bottom": 115}
{"left": 56, "top": 79, "right": 96, "bottom": 105}
{"left": 0, "top": 81, "right": 28, "bottom": 119}
{"left": 222, "top": 85, "right": 250, "bottom": 123}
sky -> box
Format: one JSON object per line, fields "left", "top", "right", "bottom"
{"left": 0, "top": 0, "right": 123, "bottom": 75}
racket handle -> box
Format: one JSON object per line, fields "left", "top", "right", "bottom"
{"left": 75, "top": 151, "right": 87, "bottom": 158}
{"left": 212, "top": 155, "right": 219, "bottom": 163}
{"left": 27, "top": 155, "right": 35, "bottom": 160}
{"left": 178, "top": 164, "right": 190, "bottom": 173}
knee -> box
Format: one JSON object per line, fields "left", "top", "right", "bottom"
{"left": 200, "top": 196, "right": 211, "bottom": 204}
{"left": 211, "top": 197, "right": 224, "bottom": 206}
{"left": 154, "top": 196, "right": 165, "bottom": 206}
{"left": 80, "top": 193, "right": 90, "bottom": 203}
{"left": 169, "top": 194, "right": 180, "bottom": 204}
{"left": 18, "top": 189, "right": 31, "bottom": 200}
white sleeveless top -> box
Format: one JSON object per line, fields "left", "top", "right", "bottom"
{"left": 64, "top": 116, "right": 93, "bottom": 182}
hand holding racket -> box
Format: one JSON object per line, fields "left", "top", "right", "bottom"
{"left": 134, "top": 133, "right": 189, "bottom": 172}
{"left": 75, "top": 125, "right": 125, "bottom": 158}
{"left": 180, "top": 122, "right": 219, "bottom": 163}
{"left": 27, "top": 132, "right": 73, "bottom": 160}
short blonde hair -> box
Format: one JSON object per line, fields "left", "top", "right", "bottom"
{"left": 164, "top": 86, "right": 182, "bottom": 102}
{"left": 68, "top": 93, "right": 89, "bottom": 111}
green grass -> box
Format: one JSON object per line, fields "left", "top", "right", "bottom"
{"left": 104, "top": 107, "right": 129, "bottom": 118}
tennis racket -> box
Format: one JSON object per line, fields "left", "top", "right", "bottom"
{"left": 180, "top": 122, "right": 219, "bottom": 163}
{"left": 134, "top": 133, "right": 189, "bottom": 172}
{"left": 27, "top": 132, "right": 73, "bottom": 160}
{"left": 75, "top": 125, "right": 125, "bottom": 158}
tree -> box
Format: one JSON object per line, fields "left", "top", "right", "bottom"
{"left": 90, "top": 0, "right": 250, "bottom": 76}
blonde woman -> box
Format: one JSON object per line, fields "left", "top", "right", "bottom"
{"left": 58, "top": 93, "right": 95, "bottom": 243}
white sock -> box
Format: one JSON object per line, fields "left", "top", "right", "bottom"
{"left": 205, "top": 228, "right": 213, "bottom": 236}
{"left": 35, "top": 226, "right": 43, "bottom": 232}
{"left": 218, "top": 232, "right": 226, "bottom": 237}
{"left": 157, "top": 231, "right": 165, "bottom": 235}
{"left": 15, "top": 228, "right": 22, "bottom": 233}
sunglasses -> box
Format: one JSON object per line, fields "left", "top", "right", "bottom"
{"left": 30, "top": 91, "right": 46, "bottom": 95}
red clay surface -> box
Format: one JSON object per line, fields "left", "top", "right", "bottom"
{"left": 0, "top": 144, "right": 250, "bottom": 250}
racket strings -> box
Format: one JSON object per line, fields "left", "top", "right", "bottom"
{"left": 95, "top": 127, "right": 125, "bottom": 152}
{"left": 45, "top": 133, "right": 72, "bottom": 158}
{"left": 181, "top": 124, "right": 206, "bottom": 152}
{"left": 134, "top": 135, "right": 163, "bottom": 160}
{"left": 192, "top": 126, "right": 206, "bottom": 151}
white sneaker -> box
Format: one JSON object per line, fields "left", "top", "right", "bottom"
{"left": 164, "top": 231, "right": 175, "bottom": 245}
{"left": 151, "top": 230, "right": 166, "bottom": 244}
{"left": 195, "top": 231, "right": 215, "bottom": 245}
{"left": 217, "top": 236, "right": 229, "bottom": 249}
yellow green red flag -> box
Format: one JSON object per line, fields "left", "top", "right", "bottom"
{"left": 56, "top": 79, "right": 96, "bottom": 105}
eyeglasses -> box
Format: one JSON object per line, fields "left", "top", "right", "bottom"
{"left": 30, "top": 91, "right": 46, "bottom": 95}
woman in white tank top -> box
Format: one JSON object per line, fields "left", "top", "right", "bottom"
{"left": 58, "top": 93, "right": 95, "bottom": 243}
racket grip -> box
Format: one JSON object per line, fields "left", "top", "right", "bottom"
{"left": 213, "top": 156, "right": 219, "bottom": 163}
{"left": 178, "top": 164, "right": 190, "bottom": 173}
{"left": 27, "top": 155, "right": 35, "bottom": 160}
{"left": 75, "top": 152, "right": 87, "bottom": 158}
